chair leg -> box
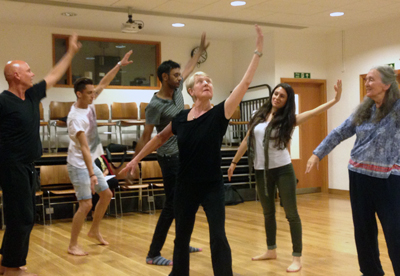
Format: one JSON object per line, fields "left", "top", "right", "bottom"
{"left": 54, "top": 126, "right": 59, "bottom": 153}
{"left": 118, "top": 187, "right": 123, "bottom": 217}
{"left": 40, "top": 195, "right": 46, "bottom": 225}
{"left": 47, "top": 191, "right": 52, "bottom": 224}
{"left": 47, "top": 125, "right": 51, "bottom": 153}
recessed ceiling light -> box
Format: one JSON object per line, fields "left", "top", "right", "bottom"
{"left": 61, "top": 12, "right": 77, "bottom": 17}
{"left": 86, "top": 57, "right": 95, "bottom": 60}
{"left": 330, "top": 12, "right": 344, "bottom": 17}
{"left": 172, "top": 23, "right": 185, "bottom": 27}
{"left": 231, "top": 1, "right": 246, "bottom": 6}
{"left": 116, "top": 45, "right": 126, "bottom": 49}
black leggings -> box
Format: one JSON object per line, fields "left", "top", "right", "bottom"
{"left": 169, "top": 180, "right": 232, "bottom": 276}
{"left": 0, "top": 162, "right": 36, "bottom": 267}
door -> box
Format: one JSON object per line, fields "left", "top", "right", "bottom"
{"left": 281, "top": 78, "right": 329, "bottom": 193}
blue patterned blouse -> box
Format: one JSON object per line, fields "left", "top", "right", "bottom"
{"left": 313, "top": 99, "right": 400, "bottom": 179}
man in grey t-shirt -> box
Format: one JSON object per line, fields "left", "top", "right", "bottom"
{"left": 133, "top": 33, "right": 209, "bottom": 266}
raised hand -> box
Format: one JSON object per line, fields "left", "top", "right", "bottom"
{"left": 334, "top": 79, "right": 342, "bottom": 102}
{"left": 199, "top": 32, "right": 210, "bottom": 52}
{"left": 120, "top": 50, "right": 134, "bottom": 67}
{"left": 255, "top": 24, "right": 264, "bottom": 54}
{"left": 68, "top": 33, "right": 82, "bottom": 55}
{"left": 305, "top": 154, "right": 319, "bottom": 174}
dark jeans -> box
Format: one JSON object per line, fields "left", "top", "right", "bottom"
{"left": 349, "top": 171, "right": 400, "bottom": 276}
{"left": 147, "top": 154, "right": 180, "bottom": 258}
{"left": 169, "top": 180, "right": 232, "bottom": 276}
{"left": 0, "top": 162, "right": 36, "bottom": 267}
{"left": 255, "top": 163, "right": 302, "bottom": 256}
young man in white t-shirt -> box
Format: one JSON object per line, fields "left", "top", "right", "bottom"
{"left": 66, "top": 50, "right": 133, "bottom": 256}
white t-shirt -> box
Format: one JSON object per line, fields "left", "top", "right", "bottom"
{"left": 67, "top": 103, "right": 104, "bottom": 169}
{"left": 253, "top": 121, "right": 291, "bottom": 170}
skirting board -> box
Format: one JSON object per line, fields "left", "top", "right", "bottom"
{"left": 328, "top": 189, "right": 350, "bottom": 196}
{"left": 296, "top": 187, "right": 321, "bottom": 194}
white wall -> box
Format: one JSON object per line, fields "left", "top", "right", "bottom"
{"left": 0, "top": 23, "right": 233, "bottom": 147}
{"left": 232, "top": 31, "right": 275, "bottom": 101}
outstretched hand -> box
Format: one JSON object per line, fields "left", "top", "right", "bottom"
{"left": 120, "top": 50, "right": 134, "bottom": 67}
{"left": 255, "top": 24, "right": 264, "bottom": 53}
{"left": 199, "top": 32, "right": 210, "bottom": 52}
{"left": 334, "top": 79, "right": 342, "bottom": 102}
{"left": 305, "top": 154, "right": 320, "bottom": 174}
{"left": 119, "top": 159, "right": 139, "bottom": 177}
{"left": 68, "top": 33, "right": 82, "bottom": 55}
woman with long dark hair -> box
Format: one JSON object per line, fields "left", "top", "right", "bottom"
{"left": 306, "top": 66, "right": 400, "bottom": 276}
{"left": 228, "top": 80, "right": 342, "bottom": 272}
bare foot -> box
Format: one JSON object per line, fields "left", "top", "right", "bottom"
{"left": 0, "top": 266, "right": 27, "bottom": 275}
{"left": 3, "top": 268, "right": 36, "bottom": 276}
{"left": 68, "top": 245, "right": 88, "bottom": 256}
{"left": 87, "top": 231, "right": 109, "bottom": 245}
{"left": 252, "top": 249, "right": 277, "bottom": 261}
{"left": 286, "top": 256, "right": 302, "bottom": 272}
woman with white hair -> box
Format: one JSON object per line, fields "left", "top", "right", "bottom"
{"left": 306, "top": 65, "right": 400, "bottom": 276}
{"left": 121, "top": 25, "right": 263, "bottom": 276}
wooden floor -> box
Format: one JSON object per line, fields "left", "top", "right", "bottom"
{"left": 3, "top": 193, "right": 395, "bottom": 276}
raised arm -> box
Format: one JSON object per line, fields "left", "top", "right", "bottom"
{"left": 225, "top": 25, "right": 263, "bottom": 119}
{"left": 228, "top": 131, "right": 249, "bottom": 181}
{"left": 94, "top": 50, "right": 133, "bottom": 98}
{"left": 120, "top": 123, "right": 173, "bottom": 176}
{"left": 76, "top": 131, "right": 97, "bottom": 194}
{"left": 181, "top": 32, "right": 210, "bottom": 81}
{"left": 296, "top": 80, "right": 342, "bottom": 126}
{"left": 44, "top": 33, "right": 81, "bottom": 89}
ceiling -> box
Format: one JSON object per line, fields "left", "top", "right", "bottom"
{"left": 1, "top": 0, "right": 400, "bottom": 40}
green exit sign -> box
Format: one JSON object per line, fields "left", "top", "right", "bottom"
{"left": 388, "top": 63, "right": 395, "bottom": 69}
{"left": 294, "top": 72, "right": 311, "bottom": 79}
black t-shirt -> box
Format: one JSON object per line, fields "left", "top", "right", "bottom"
{"left": 171, "top": 101, "right": 229, "bottom": 185}
{"left": 0, "top": 80, "right": 46, "bottom": 164}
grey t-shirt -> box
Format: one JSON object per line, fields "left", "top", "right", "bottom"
{"left": 145, "top": 80, "right": 184, "bottom": 156}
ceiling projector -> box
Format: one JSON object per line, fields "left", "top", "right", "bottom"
{"left": 121, "top": 14, "right": 144, "bottom": 33}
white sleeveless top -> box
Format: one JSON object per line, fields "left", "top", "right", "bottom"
{"left": 253, "top": 121, "right": 291, "bottom": 170}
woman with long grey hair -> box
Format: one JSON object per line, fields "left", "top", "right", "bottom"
{"left": 307, "top": 65, "right": 400, "bottom": 276}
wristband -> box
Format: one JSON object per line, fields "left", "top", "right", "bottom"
{"left": 118, "top": 61, "right": 122, "bottom": 68}
{"left": 231, "top": 162, "right": 237, "bottom": 165}
{"left": 90, "top": 174, "right": 95, "bottom": 177}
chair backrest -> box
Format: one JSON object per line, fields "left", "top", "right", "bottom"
{"left": 95, "top": 104, "right": 110, "bottom": 120}
{"left": 49, "top": 101, "right": 74, "bottom": 120}
{"left": 139, "top": 102, "right": 148, "bottom": 120}
{"left": 231, "top": 106, "right": 241, "bottom": 120}
{"left": 111, "top": 102, "right": 138, "bottom": 120}
{"left": 184, "top": 104, "right": 190, "bottom": 110}
{"left": 40, "top": 165, "right": 71, "bottom": 187}
{"left": 141, "top": 161, "right": 163, "bottom": 183}
{"left": 39, "top": 102, "right": 44, "bottom": 120}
